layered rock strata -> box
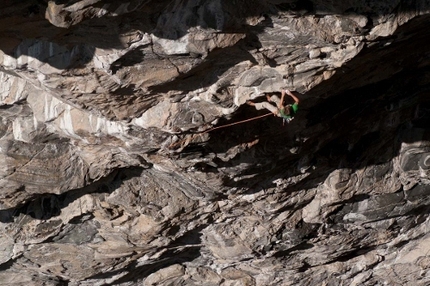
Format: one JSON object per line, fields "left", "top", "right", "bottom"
{"left": 1, "top": 1, "right": 430, "bottom": 285}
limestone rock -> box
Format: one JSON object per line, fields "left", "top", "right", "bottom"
{"left": 0, "top": 0, "right": 430, "bottom": 285}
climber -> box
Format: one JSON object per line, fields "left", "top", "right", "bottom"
{"left": 247, "top": 89, "right": 300, "bottom": 123}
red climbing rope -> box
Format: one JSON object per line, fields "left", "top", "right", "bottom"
{"left": 168, "top": 112, "right": 273, "bottom": 149}
{"left": 200, "top": 112, "right": 273, "bottom": 134}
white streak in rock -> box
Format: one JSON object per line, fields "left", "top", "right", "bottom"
{"left": 44, "top": 94, "right": 63, "bottom": 121}
{"left": 59, "top": 105, "right": 76, "bottom": 137}
{"left": 12, "top": 120, "right": 22, "bottom": 141}
{"left": 0, "top": 71, "right": 28, "bottom": 105}
{"left": 64, "top": 0, "right": 101, "bottom": 12}
{"left": 151, "top": 34, "right": 190, "bottom": 55}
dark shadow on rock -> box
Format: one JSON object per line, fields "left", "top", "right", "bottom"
{"left": 1, "top": 0, "right": 428, "bottom": 70}
{"left": 0, "top": 167, "right": 144, "bottom": 223}
{"left": 326, "top": 184, "right": 430, "bottom": 238}
{"left": 111, "top": 245, "right": 201, "bottom": 285}
{"left": 110, "top": 45, "right": 152, "bottom": 74}
{"left": 0, "top": 1, "right": 429, "bottom": 279}
{"left": 85, "top": 224, "right": 206, "bottom": 285}
{"left": 148, "top": 39, "right": 260, "bottom": 94}
{"left": 179, "top": 14, "right": 430, "bottom": 199}
{"left": 0, "top": 255, "right": 19, "bottom": 272}
{"left": 273, "top": 241, "right": 315, "bottom": 258}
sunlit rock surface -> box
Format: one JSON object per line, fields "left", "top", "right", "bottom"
{"left": 1, "top": 0, "right": 430, "bottom": 285}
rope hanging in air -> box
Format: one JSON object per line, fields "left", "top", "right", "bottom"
{"left": 168, "top": 112, "right": 273, "bottom": 149}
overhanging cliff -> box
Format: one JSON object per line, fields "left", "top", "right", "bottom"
{"left": 1, "top": 1, "right": 430, "bottom": 285}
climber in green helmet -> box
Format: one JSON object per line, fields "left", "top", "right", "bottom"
{"left": 247, "top": 89, "right": 300, "bottom": 123}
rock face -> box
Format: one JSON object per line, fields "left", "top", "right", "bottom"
{"left": 1, "top": 0, "right": 430, "bottom": 285}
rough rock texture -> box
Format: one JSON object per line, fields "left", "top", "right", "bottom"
{"left": 1, "top": 0, "right": 430, "bottom": 285}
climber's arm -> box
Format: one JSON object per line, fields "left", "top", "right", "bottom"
{"left": 286, "top": 89, "right": 300, "bottom": 104}
{"left": 279, "top": 89, "right": 286, "bottom": 109}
